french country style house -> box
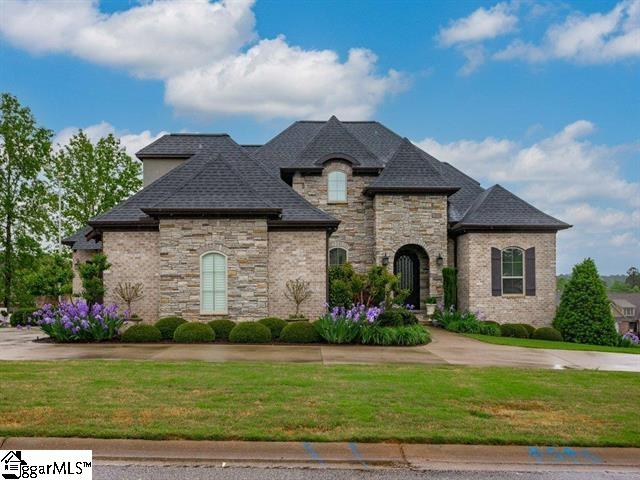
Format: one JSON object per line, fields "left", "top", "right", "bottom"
{"left": 64, "top": 116, "right": 571, "bottom": 325}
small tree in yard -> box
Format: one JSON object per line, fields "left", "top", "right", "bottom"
{"left": 77, "top": 253, "right": 110, "bottom": 305}
{"left": 114, "top": 282, "right": 144, "bottom": 317}
{"left": 553, "top": 258, "right": 618, "bottom": 346}
{"left": 285, "top": 277, "right": 313, "bottom": 316}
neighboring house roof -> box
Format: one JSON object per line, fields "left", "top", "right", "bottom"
{"left": 364, "top": 138, "right": 460, "bottom": 195}
{"left": 62, "top": 226, "right": 102, "bottom": 250}
{"left": 609, "top": 293, "right": 640, "bottom": 323}
{"left": 450, "top": 184, "right": 571, "bottom": 233}
{"left": 90, "top": 134, "right": 337, "bottom": 230}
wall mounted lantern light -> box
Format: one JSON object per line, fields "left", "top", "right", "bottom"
{"left": 381, "top": 253, "right": 389, "bottom": 266}
{"left": 436, "top": 254, "right": 444, "bottom": 267}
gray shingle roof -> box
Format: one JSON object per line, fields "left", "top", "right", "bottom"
{"left": 365, "top": 138, "right": 460, "bottom": 194}
{"left": 91, "top": 135, "right": 337, "bottom": 228}
{"left": 62, "top": 226, "right": 102, "bottom": 250}
{"left": 451, "top": 185, "right": 571, "bottom": 232}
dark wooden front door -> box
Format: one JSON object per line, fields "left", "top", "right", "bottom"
{"left": 394, "top": 249, "right": 420, "bottom": 308}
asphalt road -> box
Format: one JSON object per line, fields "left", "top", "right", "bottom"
{"left": 94, "top": 465, "right": 639, "bottom": 480}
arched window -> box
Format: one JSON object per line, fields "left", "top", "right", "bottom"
{"left": 329, "top": 247, "right": 347, "bottom": 266}
{"left": 201, "top": 252, "right": 227, "bottom": 313}
{"left": 327, "top": 171, "right": 347, "bottom": 203}
{"left": 501, "top": 247, "right": 524, "bottom": 295}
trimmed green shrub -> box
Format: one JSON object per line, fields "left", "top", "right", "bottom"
{"left": 258, "top": 317, "right": 287, "bottom": 338}
{"left": 393, "top": 324, "right": 431, "bottom": 346}
{"left": 10, "top": 307, "right": 37, "bottom": 326}
{"left": 154, "top": 316, "right": 187, "bottom": 340}
{"left": 280, "top": 321, "right": 321, "bottom": 343}
{"left": 207, "top": 319, "right": 236, "bottom": 341}
{"left": 122, "top": 324, "right": 162, "bottom": 343}
{"left": 516, "top": 323, "right": 535, "bottom": 338}
{"left": 377, "top": 307, "right": 417, "bottom": 327}
{"left": 360, "top": 324, "right": 430, "bottom": 346}
{"left": 328, "top": 263, "right": 363, "bottom": 307}
{"left": 443, "top": 267, "right": 457, "bottom": 309}
{"left": 532, "top": 327, "right": 563, "bottom": 342}
{"left": 229, "top": 322, "right": 272, "bottom": 343}
{"left": 500, "top": 323, "right": 529, "bottom": 338}
{"left": 554, "top": 258, "right": 618, "bottom": 346}
{"left": 173, "top": 322, "right": 215, "bottom": 343}
{"left": 480, "top": 321, "right": 501, "bottom": 336}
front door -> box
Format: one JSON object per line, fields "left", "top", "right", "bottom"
{"left": 394, "top": 249, "right": 420, "bottom": 308}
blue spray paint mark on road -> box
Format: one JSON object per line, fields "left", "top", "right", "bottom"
{"left": 527, "top": 446, "right": 604, "bottom": 465}
{"left": 302, "top": 442, "right": 325, "bottom": 465}
{"left": 528, "top": 446, "right": 543, "bottom": 463}
{"left": 348, "top": 442, "right": 369, "bottom": 468}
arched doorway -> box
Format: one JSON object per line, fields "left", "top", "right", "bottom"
{"left": 394, "top": 245, "right": 429, "bottom": 308}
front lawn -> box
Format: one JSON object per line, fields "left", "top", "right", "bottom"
{"left": 1, "top": 361, "right": 639, "bottom": 446}
{"left": 466, "top": 334, "right": 640, "bottom": 354}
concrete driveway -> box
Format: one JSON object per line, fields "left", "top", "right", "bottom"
{"left": 0, "top": 327, "right": 638, "bottom": 372}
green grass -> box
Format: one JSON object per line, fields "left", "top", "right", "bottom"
{"left": 1, "top": 361, "right": 639, "bottom": 446}
{"left": 465, "top": 334, "right": 640, "bottom": 354}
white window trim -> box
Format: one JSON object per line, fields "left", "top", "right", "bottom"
{"left": 327, "top": 171, "right": 347, "bottom": 204}
{"left": 501, "top": 247, "right": 525, "bottom": 296}
{"left": 329, "top": 247, "right": 348, "bottom": 266}
{"left": 200, "top": 251, "right": 228, "bottom": 315}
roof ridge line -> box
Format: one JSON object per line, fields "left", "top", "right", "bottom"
{"left": 218, "top": 153, "right": 280, "bottom": 210}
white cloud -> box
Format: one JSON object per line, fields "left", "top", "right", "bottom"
{"left": 166, "top": 36, "right": 406, "bottom": 119}
{"left": 415, "top": 121, "right": 640, "bottom": 273}
{"left": 0, "top": 0, "right": 256, "bottom": 78}
{"left": 458, "top": 46, "right": 487, "bottom": 76}
{"left": 494, "top": 0, "right": 640, "bottom": 64}
{"left": 0, "top": 0, "right": 403, "bottom": 119}
{"left": 54, "top": 122, "right": 167, "bottom": 157}
{"left": 437, "top": 2, "right": 518, "bottom": 46}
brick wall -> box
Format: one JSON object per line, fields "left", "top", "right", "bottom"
{"left": 158, "top": 218, "right": 269, "bottom": 321}
{"left": 102, "top": 231, "right": 160, "bottom": 322}
{"left": 268, "top": 230, "right": 327, "bottom": 319}
{"left": 293, "top": 161, "right": 375, "bottom": 273}
{"left": 456, "top": 232, "right": 557, "bottom": 326}
{"left": 373, "top": 194, "right": 449, "bottom": 302}
{"left": 71, "top": 250, "right": 96, "bottom": 296}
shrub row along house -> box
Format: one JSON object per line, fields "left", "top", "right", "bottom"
{"left": 64, "top": 116, "right": 570, "bottom": 325}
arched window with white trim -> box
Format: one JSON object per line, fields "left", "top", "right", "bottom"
{"left": 501, "top": 247, "right": 524, "bottom": 295}
{"left": 201, "top": 252, "right": 227, "bottom": 313}
{"left": 329, "top": 247, "right": 347, "bottom": 266}
{"left": 327, "top": 171, "right": 347, "bottom": 203}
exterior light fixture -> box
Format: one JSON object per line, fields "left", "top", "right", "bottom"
{"left": 436, "top": 254, "right": 444, "bottom": 267}
{"left": 381, "top": 253, "right": 389, "bottom": 266}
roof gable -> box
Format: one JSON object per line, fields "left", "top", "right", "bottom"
{"left": 452, "top": 184, "right": 571, "bottom": 232}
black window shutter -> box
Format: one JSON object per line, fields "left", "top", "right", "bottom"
{"left": 525, "top": 247, "right": 536, "bottom": 296}
{"left": 491, "top": 248, "right": 501, "bottom": 296}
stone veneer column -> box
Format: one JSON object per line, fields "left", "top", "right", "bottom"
{"left": 456, "top": 232, "right": 557, "bottom": 326}
{"left": 373, "top": 194, "right": 449, "bottom": 301}
{"left": 292, "top": 160, "right": 375, "bottom": 273}
{"left": 158, "top": 218, "right": 269, "bottom": 321}
{"left": 102, "top": 231, "right": 160, "bottom": 323}
{"left": 268, "top": 230, "right": 327, "bottom": 319}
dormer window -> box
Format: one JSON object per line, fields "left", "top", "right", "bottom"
{"left": 623, "top": 307, "right": 635, "bottom": 317}
{"left": 328, "top": 171, "right": 347, "bottom": 203}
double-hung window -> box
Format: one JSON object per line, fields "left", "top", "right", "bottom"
{"left": 327, "top": 171, "right": 347, "bottom": 203}
{"left": 501, "top": 247, "right": 524, "bottom": 295}
{"left": 201, "top": 252, "right": 227, "bottom": 314}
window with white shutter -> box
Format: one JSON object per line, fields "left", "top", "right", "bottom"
{"left": 201, "top": 252, "right": 227, "bottom": 314}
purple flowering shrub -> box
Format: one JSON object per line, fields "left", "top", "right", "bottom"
{"left": 32, "top": 301, "right": 127, "bottom": 342}
{"left": 620, "top": 331, "right": 639, "bottom": 347}
{"left": 315, "top": 303, "right": 383, "bottom": 344}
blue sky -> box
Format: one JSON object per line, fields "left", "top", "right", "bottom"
{"left": 1, "top": 0, "right": 638, "bottom": 274}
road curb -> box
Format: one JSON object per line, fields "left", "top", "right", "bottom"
{"left": 3, "top": 438, "right": 639, "bottom": 471}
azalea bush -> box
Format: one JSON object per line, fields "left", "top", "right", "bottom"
{"left": 33, "top": 301, "right": 126, "bottom": 342}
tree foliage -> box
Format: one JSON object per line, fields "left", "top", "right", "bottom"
{"left": 0, "top": 93, "right": 52, "bottom": 308}
{"left": 46, "top": 130, "right": 141, "bottom": 237}
{"left": 328, "top": 263, "right": 408, "bottom": 308}
{"left": 625, "top": 266, "right": 640, "bottom": 288}
{"left": 77, "top": 253, "right": 111, "bottom": 305}
{"left": 553, "top": 258, "right": 618, "bottom": 346}
{"left": 25, "top": 252, "right": 73, "bottom": 298}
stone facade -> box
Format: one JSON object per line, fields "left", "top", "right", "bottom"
{"left": 373, "top": 194, "right": 449, "bottom": 302}
{"left": 293, "top": 161, "right": 375, "bottom": 273}
{"left": 102, "top": 231, "right": 160, "bottom": 322}
{"left": 71, "top": 249, "right": 96, "bottom": 295}
{"left": 456, "top": 232, "right": 557, "bottom": 326}
{"left": 158, "top": 218, "right": 269, "bottom": 321}
{"left": 268, "top": 230, "right": 327, "bottom": 319}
